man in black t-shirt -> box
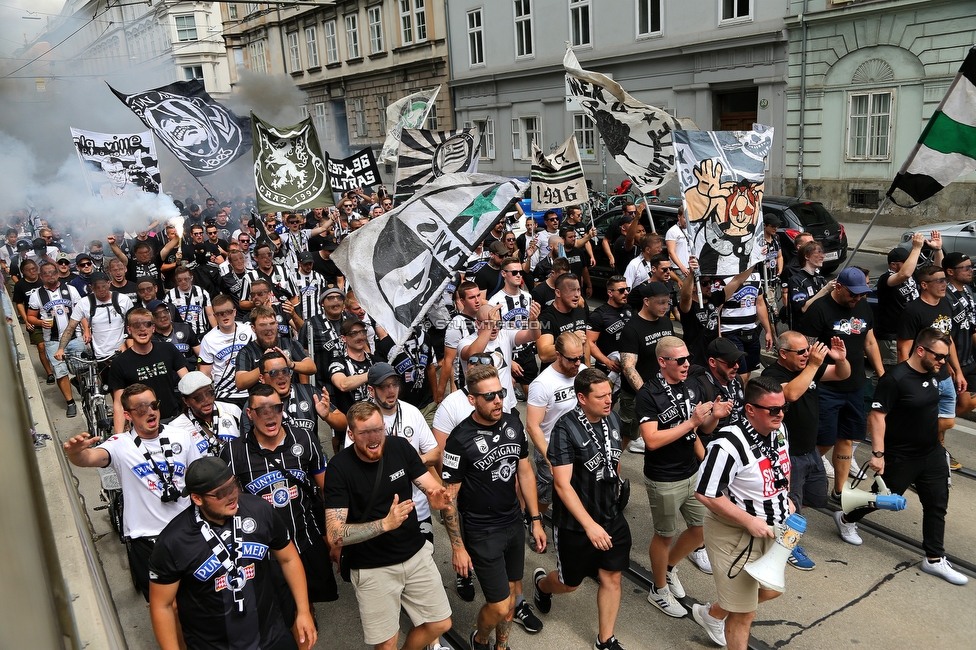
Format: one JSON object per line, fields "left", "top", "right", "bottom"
{"left": 679, "top": 259, "right": 753, "bottom": 366}
{"left": 442, "top": 364, "right": 545, "bottom": 649}
{"left": 587, "top": 275, "right": 633, "bottom": 380}
{"left": 11, "top": 258, "right": 55, "bottom": 381}
{"left": 635, "top": 337, "right": 728, "bottom": 617}
{"left": 618, "top": 281, "right": 674, "bottom": 451}
{"left": 297, "top": 287, "right": 345, "bottom": 385}
{"left": 473, "top": 240, "right": 507, "bottom": 299}
{"left": 842, "top": 329, "right": 968, "bottom": 586}
{"left": 311, "top": 239, "right": 343, "bottom": 287}
{"left": 235, "top": 306, "right": 315, "bottom": 392}
{"left": 149, "top": 457, "right": 316, "bottom": 650}
{"left": 324, "top": 401, "right": 453, "bottom": 649}
{"left": 944, "top": 252, "right": 976, "bottom": 419}
{"left": 529, "top": 257, "right": 570, "bottom": 308}
{"left": 327, "top": 318, "right": 376, "bottom": 416}
{"left": 536, "top": 369, "right": 630, "bottom": 650}
{"left": 150, "top": 299, "right": 199, "bottom": 371}
{"left": 876, "top": 233, "right": 940, "bottom": 366}
{"left": 537, "top": 273, "right": 590, "bottom": 370}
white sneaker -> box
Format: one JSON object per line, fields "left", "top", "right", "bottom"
{"left": 666, "top": 567, "right": 685, "bottom": 599}
{"left": 647, "top": 585, "right": 686, "bottom": 617}
{"left": 628, "top": 437, "right": 646, "bottom": 454}
{"left": 833, "top": 510, "right": 863, "bottom": 546}
{"left": 849, "top": 455, "right": 863, "bottom": 479}
{"left": 692, "top": 603, "right": 727, "bottom": 647}
{"left": 822, "top": 454, "right": 835, "bottom": 479}
{"left": 920, "top": 557, "right": 969, "bottom": 585}
{"left": 689, "top": 547, "right": 713, "bottom": 575}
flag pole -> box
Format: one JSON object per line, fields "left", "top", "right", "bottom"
{"left": 839, "top": 194, "right": 891, "bottom": 272}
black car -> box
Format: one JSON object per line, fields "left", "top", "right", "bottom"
{"left": 762, "top": 196, "right": 849, "bottom": 274}
{"left": 588, "top": 201, "right": 681, "bottom": 292}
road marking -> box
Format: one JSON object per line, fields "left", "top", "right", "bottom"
{"left": 952, "top": 419, "right": 976, "bottom": 437}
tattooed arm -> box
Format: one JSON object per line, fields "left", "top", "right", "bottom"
{"left": 325, "top": 495, "right": 415, "bottom": 548}
{"left": 440, "top": 481, "right": 474, "bottom": 578}
{"left": 621, "top": 352, "right": 643, "bottom": 392}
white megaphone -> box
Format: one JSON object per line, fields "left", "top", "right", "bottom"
{"left": 744, "top": 513, "right": 806, "bottom": 593}
{"left": 842, "top": 473, "right": 907, "bottom": 514}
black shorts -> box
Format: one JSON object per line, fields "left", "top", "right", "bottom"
{"left": 301, "top": 535, "right": 339, "bottom": 602}
{"left": 514, "top": 345, "right": 539, "bottom": 384}
{"left": 554, "top": 514, "right": 631, "bottom": 588}
{"left": 962, "top": 362, "right": 976, "bottom": 393}
{"left": 128, "top": 536, "right": 155, "bottom": 602}
{"left": 428, "top": 326, "right": 447, "bottom": 361}
{"left": 464, "top": 520, "right": 525, "bottom": 603}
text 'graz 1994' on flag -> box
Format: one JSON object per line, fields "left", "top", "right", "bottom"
{"left": 251, "top": 112, "right": 333, "bottom": 214}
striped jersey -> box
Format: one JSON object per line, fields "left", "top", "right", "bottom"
{"left": 165, "top": 285, "right": 213, "bottom": 336}
{"left": 198, "top": 323, "right": 255, "bottom": 400}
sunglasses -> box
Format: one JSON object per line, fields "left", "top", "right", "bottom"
{"left": 546, "top": 217, "right": 559, "bottom": 222}
{"left": 188, "top": 387, "right": 215, "bottom": 402}
{"left": 749, "top": 403, "right": 789, "bottom": 417}
{"left": 214, "top": 309, "right": 235, "bottom": 317}
{"left": 922, "top": 346, "right": 948, "bottom": 362}
{"left": 782, "top": 347, "right": 809, "bottom": 355}
{"left": 922, "top": 277, "right": 948, "bottom": 284}
{"left": 472, "top": 388, "right": 507, "bottom": 402}
{"left": 468, "top": 353, "right": 495, "bottom": 366}
{"left": 129, "top": 320, "right": 155, "bottom": 329}
{"left": 126, "top": 399, "right": 162, "bottom": 416}
{"left": 953, "top": 264, "right": 973, "bottom": 271}
{"left": 79, "top": 261, "right": 93, "bottom": 267}
{"left": 612, "top": 287, "right": 631, "bottom": 294}
{"left": 203, "top": 479, "right": 240, "bottom": 501}
{"left": 251, "top": 403, "right": 285, "bottom": 417}
{"left": 504, "top": 269, "right": 523, "bottom": 276}
{"left": 559, "top": 352, "right": 584, "bottom": 364}
{"left": 265, "top": 367, "right": 293, "bottom": 378}
{"left": 345, "top": 329, "right": 367, "bottom": 337}
{"left": 625, "top": 210, "right": 637, "bottom": 215}
{"left": 662, "top": 355, "right": 690, "bottom": 365}
{"left": 57, "top": 260, "right": 70, "bottom": 265}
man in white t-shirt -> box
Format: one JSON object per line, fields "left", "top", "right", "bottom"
{"left": 169, "top": 371, "right": 242, "bottom": 458}
{"left": 56, "top": 272, "right": 132, "bottom": 362}
{"left": 489, "top": 256, "right": 537, "bottom": 396}
{"left": 438, "top": 280, "right": 482, "bottom": 398}
{"left": 197, "top": 294, "right": 255, "bottom": 408}
{"left": 665, "top": 207, "right": 691, "bottom": 279}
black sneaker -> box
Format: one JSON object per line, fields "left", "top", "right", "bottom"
{"left": 533, "top": 567, "right": 551, "bottom": 614}
{"left": 455, "top": 573, "right": 475, "bottom": 602}
{"left": 513, "top": 600, "right": 543, "bottom": 633}
{"left": 470, "top": 629, "right": 491, "bottom": 650}
{"left": 595, "top": 635, "right": 626, "bottom": 650}
{"left": 47, "top": 373, "right": 55, "bottom": 385}
{"left": 66, "top": 402, "right": 77, "bottom": 418}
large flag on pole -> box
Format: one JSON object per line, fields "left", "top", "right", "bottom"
{"left": 889, "top": 48, "right": 976, "bottom": 206}
{"left": 379, "top": 86, "right": 441, "bottom": 163}
{"left": 564, "top": 46, "right": 678, "bottom": 193}
{"left": 393, "top": 127, "right": 480, "bottom": 202}
{"left": 251, "top": 112, "right": 333, "bottom": 214}
{"left": 333, "top": 173, "right": 525, "bottom": 350}
{"left": 327, "top": 147, "right": 383, "bottom": 192}
{"left": 531, "top": 136, "right": 587, "bottom": 210}
{"left": 674, "top": 124, "right": 774, "bottom": 277}
{"left": 70, "top": 127, "right": 161, "bottom": 198}
{"left": 109, "top": 80, "right": 251, "bottom": 176}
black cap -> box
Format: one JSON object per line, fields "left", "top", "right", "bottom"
{"left": 32, "top": 237, "right": 46, "bottom": 250}
{"left": 707, "top": 337, "right": 747, "bottom": 363}
{"left": 340, "top": 318, "right": 366, "bottom": 335}
{"left": 146, "top": 299, "right": 166, "bottom": 312}
{"left": 367, "top": 362, "right": 398, "bottom": 386}
{"left": 16, "top": 240, "right": 30, "bottom": 251}
{"left": 298, "top": 251, "right": 314, "bottom": 264}
{"left": 763, "top": 213, "right": 781, "bottom": 227}
{"left": 182, "top": 457, "right": 234, "bottom": 497}
{"left": 321, "top": 238, "right": 339, "bottom": 251}
{"left": 943, "top": 251, "right": 970, "bottom": 270}
{"left": 75, "top": 253, "right": 92, "bottom": 264}
{"left": 887, "top": 247, "right": 910, "bottom": 264}
{"left": 640, "top": 281, "right": 671, "bottom": 299}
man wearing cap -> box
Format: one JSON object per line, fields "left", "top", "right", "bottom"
{"left": 619, "top": 281, "right": 675, "bottom": 453}
{"left": 198, "top": 294, "right": 255, "bottom": 408}
{"left": 944, "top": 251, "right": 976, "bottom": 422}
{"left": 311, "top": 237, "right": 343, "bottom": 288}
{"left": 65, "top": 384, "right": 203, "bottom": 601}
{"left": 474, "top": 240, "right": 509, "bottom": 300}
{"left": 171, "top": 371, "right": 243, "bottom": 457}
{"left": 70, "top": 253, "right": 96, "bottom": 296}
{"left": 876, "top": 231, "right": 941, "bottom": 367}
{"left": 679, "top": 259, "right": 754, "bottom": 367}
{"left": 799, "top": 267, "right": 883, "bottom": 507}
{"left": 55, "top": 272, "right": 132, "bottom": 373}
{"left": 235, "top": 305, "right": 315, "bottom": 392}
{"left": 694, "top": 338, "right": 749, "bottom": 433}
{"left": 298, "top": 286, "right": 346, "bottom": 383}
{"left": 221, "top": 383, "right": 338, "bottom": 612}
{"left": 149, "top": 456, "right": 317, "bottom": 650}
{"left": 150, "top": 298, "right": 201, "bottom": 371}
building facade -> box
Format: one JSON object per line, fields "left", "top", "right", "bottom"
{"left": 785, "top": 0, "right": 976, "bottom": 224}
{"left": 446, "top": 0, "right": 790, "bottom": 197}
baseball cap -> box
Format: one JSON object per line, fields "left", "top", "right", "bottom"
{"left": 181, "top": 457, "right": 234, "bottom": 497}
{"left": 322, "top": 286, "right": 344, "bottom": 299}
{"left": 298, "top": 251, "right": 314, "bottom": 264}
{"left": 887, "top": 247, "right": 910, "bottom": 264}
{"left": 178, "top": 371, "right": 213, "bottom": 396}
{"left": 320, "top": 238, "right": 339, "bottom": 251}
{"left": 75, "top": 253, "right": 93, "bottom": 264}
{"left": 836, "top": 267, "right": 871, "bottom": 294}
{"left": 146, "top": 299, "right": 166, "bottom": 313}
{"left": 340, "top": 318, "right": 366, "bottom": 335}
{"left": 56, "top": 252, "right": 70, "bottom": 262}
{"left": 367, "top": 362, "right": 398, "bottom": 386}
{"left": 763, "top": 214, "right": 781, "bottom": 227}
{"left": 16, "top": 241, "right": 30, "bottom": 251}
{"left": 640, "top": 281, "right": 671, "bottom": 299}
{"left": 488, "top": 240, "right": 508, "bottom": 256}
{"left": 707, "top": 337, "right": 747, "bottom": 363}
{"left": 943, "top": 251, "right": 970, "bottom": 270}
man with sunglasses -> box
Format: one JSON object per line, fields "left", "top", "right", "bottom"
{"left": 472, "top": 240, "right": 508, "bottom": 301}
{"left": 220, "top": 250, "right": 255, "bottom": 320}
{"left": 171, "top": 371, "right": 242, "bottom": 457}
{"left": 636, "top": 336, "right": 730, "bottom": 618}
{"left": 108, "top": 308, "right": 190, "bottom": 433}
{"left": 533, "top": 211, "right": 562, "bottom": 261}
{"left": 537, "top": 273, "right": 589, "bottom": 369}
{"left": 235, "top": 306, "right": 314, "bottom": 392}
{"left": 252, "top": 350, "right": 344, "bottom": 441}
{"left": 587, "top": 276, "right": 633, "bottom": 386}
{"left": 64, "top": 383, "right": 203, "bottom": 601}
{"left": 694, "top": 377, "right": 794, "bottom": 650}
{"left": 896, "top": 265, "right": 965, "bottom": 470}
{"left": 150, "top": 299, "right": 201, "bottom": 371}
{"left": 67, "top": 253, "right": 95, "bottom": 296}
{"left": 327, "top": 317, "right": 376, "bottom": 416}
{"left": 149, "top": 456, "right": 317, "bottom": 650}
{"left": 762, "top": 331, "right": 850, "bottom": 570}
{"left": 943, "top": 252, "right": 976, "bottom": 424}
{"left": 55, "top": 273, "right": 131, "bottom": 375}
{"left": 489, "top": 256, "right": 538, "bottom": 398}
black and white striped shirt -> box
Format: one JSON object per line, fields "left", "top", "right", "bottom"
{"left": 290, "top": 270, "right": 327, "bottom": 320}
{"left": 165, "top": 285, "right": 212, "bottom": 337}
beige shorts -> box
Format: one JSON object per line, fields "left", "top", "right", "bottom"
{"left": 350, "top": 541, "right": 452, "bottom": 645}
{"left": 644, "top": 473, "right": 705, "bottom": 537}
{"left": 703, "top": 510, "right": 776, "bottom": 613}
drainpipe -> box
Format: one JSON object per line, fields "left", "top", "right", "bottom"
{"left": 797, "top": 0, "right": 808, "bottom": 198}
{"left": 443, "top": 0, "right": 456, "bottom": 129}
{"left": 276, "top": 4, "right": 287, "bottom": 75}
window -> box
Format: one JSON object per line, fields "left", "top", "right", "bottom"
{"left": 300, "top": 105, "right": 308, "bottom": 119}
{"left": 574, "top": 114, "right": 596, "bottom": 160}
{"left": 305, "top": 26, "right": 319, "bottom": 67}
{"left": 514, "top": 0, "right": 533, "bottom": 58}
{"left": 233, "top": 48, "right": 244, "bottom": 69}
{"left": 467, "top": 8, "right": 484, "bottom": 66}
{"left": 426, "top": 102, "right": 438, "bottom": 131}
{"left": 377, "top": 94, "right": 388, "bottom": 135}
{"left": 474, "top": 119, "right": 495, "bottom": 159}
{"left": 183, "top": 65, "right": 204, "bottom": 82}
{"left": 313, "top": 103, "right": 331, "bottom": 139}
{"left": 720, "top": 0, "right": 751, "bottom": 23}
{"left": 847, "top": 91, "right": 892, "bottom": 160}
{"left": 569, "top": 0, "right": 591, "bottom": 47}
{"left": 513, "top": 116, "right": 539, "bottom": 160}
{"left": 324, "top": 20, "right": 339, "bottom": 63}
{"left": 345, "top": 14, "right": 360, "bottom": 58}
{"left": 368, "top": 6, "right": 384, "bottom": 53}
{"left": 175, "top": 15, "right": 198, "bottom": 42}
{"left": 399, "top": 0, "right": 427, "bottom": 45}
{"left": 637, "top": 0, "right": 661, "bottom": 37}
{"left": 228, "top": 5, "right": 238, "bottom": 20}
{"left": 512, "top": 118, "right": 521, "bottom": 159}
{"left": 245, "top": 3, "right": 260, "bottom": 16}
{"left": 247, "top": 40, "right": 268, "bottom": 74}
{"left": 287, "top": 32, "right": 301, "bottom": 72}
{"left": 849, "top": 189, "right": 880, "bottom": 209}
{"left": 354, "top": 98, "right": 367, "bottom": 137}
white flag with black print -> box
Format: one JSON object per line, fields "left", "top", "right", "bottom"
{"left": 332, "top": 173, "right": 525, "bottom": 353}
{"left": 379, "top": 86, "right": 441, "bottom": 163}
{"left": 531, "top": 135, "right": 587, "bottom": 210}
{"left": 393, "top": 127, "right": 480, "bottom": 202}
{"left": 564, "top": 46, "right": 678, "bottom": 193}
{"left": 70, "top": 128, "right": 161, "bottom": 198}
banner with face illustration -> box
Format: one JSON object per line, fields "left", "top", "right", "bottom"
{"left": 673, "top": 125, "right": 774, "bottom": 276}
{"left": 69, "top": 127, "right": 161, "bottom": 198}
{"left": 109, "top": 80, "right": 251, "bottom": 177}
{"left": 251, "top": 112, "right": 333, "bottom": 214}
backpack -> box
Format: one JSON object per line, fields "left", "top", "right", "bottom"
{"left": 89, "top": 292, "right": 125, "bottom": 320}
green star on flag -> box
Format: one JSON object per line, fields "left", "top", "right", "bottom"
{"left": 460, "top": 187, "right": 502, "bottom": 229}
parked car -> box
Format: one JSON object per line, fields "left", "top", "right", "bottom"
{"left": 762, "top": 196, "right": 849, "bottom": 274}
{"left": 588, "top": 201, "right": 682, "bottom": 292}
{"left": 897, "top": 220, "right": 976, "bottom": 262}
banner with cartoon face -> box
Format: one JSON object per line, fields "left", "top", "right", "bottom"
{"left": 251, "top": 112, "right": 333, "bottom": 213}
{"left": 109, "top": 80, "right": 251, "bottom": 177}
{"left": 69, "top": 127, "right": 161, "bottom": 198}
{"left": 674, "top": 125, "right": 774, "bottom": 277}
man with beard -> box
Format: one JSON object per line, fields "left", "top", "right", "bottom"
{"left": 150, "top": 299, "right": 200, "bottom": 371}
{"left": 299, "top": 287, "right": 346, "bottom": 386}
{"left": 198, "top": 294, "right": 255, "bottom": 408}
{"left": 473, "top": 240, "right": 508, "bottom": 300}
{"left": 439, "top": 281, "right": 482, "bottom": 397}
{"left": 442, "top": 364, "right": 546, "bottom": 650}
{"left": 114, "top": 236, "right": 179, "bottom": 292}
{"left": 252, "top": 350, "right": 345, "bottom": 440}
{"left": 220, "top": 250, "right": 254, "bottom": 319}
{"left": 235, "top": 306, "right": 314, "bottom": 392}
{"left": 536, "top": 273, "right": 590, "bottom": 369}
{"left": 221, "top": 384, "right": 339, "bottom": 613}
{"left": 149, "top": 457, "right": 316, "bottom": 650}
{"left": 55, "top": 273, "right": 131, "bottom": 377}
{"left": 587, "top": 275, "right": 632, "bottom": 386}
{"left": 13, "top": 258, "right": 56, "bottom": 382}
{"left": 107, "top": 257, "right": 140, "bottom": 303}
{"left": 247, "top": 243, "right": 297, "bottom": 306}
{"left": 324, "top": 401, "right": 453, "bottom": 650}
{"left": 64, "top": 384, "right": 203, "bottom": 600}
{"left": 170, "top": 371, "right": 243, "bottom": 457}
{"left": 328, "top": 318, "right": 377, "bottom": 416}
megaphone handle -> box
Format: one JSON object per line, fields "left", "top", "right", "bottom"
{"left": 874, "top": 473, "right": 892, "bottom": 496}
{"left": 727, "top": 536, "right": 758, "bottom": 580}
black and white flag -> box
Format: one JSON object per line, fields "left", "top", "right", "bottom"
{"left": 327, "top": 147, "right": 382, "bottom": 192}
{"left": 393, "top": 127, "right": 479, "bottom": 202}
{"left": 251, "top": 112, "right": 333, "bottom": 214}
{"left": 531, "top": 136, "right": 587, "bottom": 210}
{"left": 379, "top": 86, "right": 440, "bottom": 163}
{"left": 332, "top": 173, "right": 525, "bottom": 351}
{"left": 564, "top": 46, "right": 678, "bottom": 193}
{"left": 109, "top": 80, "right": 251, "bottom": 177}
{"left": 70, "top": 127, "right": 161, "bottom": 198}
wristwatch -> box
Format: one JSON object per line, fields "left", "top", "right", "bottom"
{"left": 529, "top": 515, "right": 543, "bottom": 522}
{"left": 871, "top": 450, "right": 885, "bottom": 458}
